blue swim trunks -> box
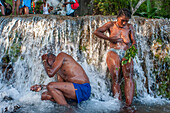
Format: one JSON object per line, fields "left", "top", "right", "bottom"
{"left": 73, "top": 83, "right": 91, "bottom": 103}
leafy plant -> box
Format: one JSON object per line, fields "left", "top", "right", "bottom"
{"left": 156, "top": 57, "right": 170, "bottom": 99}
{"left": 8, "top": 43, "right": 21, "bottom": 63}
{"left": 34, "top": 0, "right": 43, "bottom": 14}
{"left": 156, "top": 0, "right": 170, "bottom": 18}
{"left": 92, "top": 0, "right": 130, "bottom": 15}
{"left": 135, "top": 0, "right": 161, "bottom": 18}
{"left": 122, "top": 45, "right": 138, "bottom": 65}
{"left": 79, "top": 45, "right": 87, "bottom": 51}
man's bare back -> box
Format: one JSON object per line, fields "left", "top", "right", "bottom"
{"left": 55, "top": 53, "right": 89, "bottom": 84}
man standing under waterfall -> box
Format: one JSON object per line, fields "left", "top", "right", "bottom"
{"left": 94, "top": 8, "right": 137, "bottom": 106}
{"left": 30, "top": 52, "right": 91, "bottom": 107}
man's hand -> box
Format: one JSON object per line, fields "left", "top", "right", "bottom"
{"left": 42, "top": 54, "right": 48, "bottom": 62}
{"left": 30, "top": 84, "right": 42, "bottom": 92}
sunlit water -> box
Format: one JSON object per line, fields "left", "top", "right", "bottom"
{"left": 0, "top": 15, "right": 169, "bottom": 113}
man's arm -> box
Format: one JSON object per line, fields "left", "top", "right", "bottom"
{"left": 129, "top": 24, "right": 137, "bottom": 48}
{"left": 42, "top": 53, "right": 65, "bottom": 78}
{"left": 57, "top": 73, "right": 64, "bottom": 82}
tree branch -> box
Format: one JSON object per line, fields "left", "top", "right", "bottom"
{"left": 131, "top": 0, "right": 146, "bottom": 15}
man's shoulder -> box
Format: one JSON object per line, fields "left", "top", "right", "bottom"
{"left": 58, "top": 52, "right": 66, "bottom": 56}
{"left": 58, "top": 52, "right": 70, "bottom": 58}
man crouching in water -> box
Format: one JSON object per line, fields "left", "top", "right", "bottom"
{"left": 30, "top": 52, "right": 91, "bottom": 107}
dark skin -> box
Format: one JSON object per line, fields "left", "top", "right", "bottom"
{"left": 62, "top": 0, "right": 75, "bottom": 7}
{"left": 30, "top": 52, "right": 90, "bottom": 106}
{"left": 0, "top": 1, "right": 5, "bottom": 15}
{"left": 39, "top": 0, "right": 52, "bottom": 13}
{"left": 12, "top": 0, "right": 20, "bottom": 15}
{"left": 93, "top": 15, "right": 136, "bottom": 106}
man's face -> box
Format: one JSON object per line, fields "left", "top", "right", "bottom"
{"left": 47, "top": 55, "right": 55, "bottom": 66}
{"left": 117, "top": 16, "right": 129, "bottom": 28}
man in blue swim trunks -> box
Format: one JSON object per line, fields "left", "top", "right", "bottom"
{"left": 30, "top": 52, "right": 91, "bottom": 107}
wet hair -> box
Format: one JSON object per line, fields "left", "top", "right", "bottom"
{"left": 47, "top": 53, "right": 56, "bottom": 66}
{"left": 47, "top": 53, "right": 55, "bottom": 58}
{"left": 117, "top": 8, "right": 131, "bottom": 19}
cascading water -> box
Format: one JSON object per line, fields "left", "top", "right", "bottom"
{"left": 0, "top": 15, "right": 169, "bottom": 113}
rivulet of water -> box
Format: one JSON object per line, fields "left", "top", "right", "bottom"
{"left": 0, "top": 15, "right": 169, "bottom": 113}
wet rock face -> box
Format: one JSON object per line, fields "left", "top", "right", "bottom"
{"left": 2, "top": 96, "right": 13, "bottom": 102}
{"left": 0, "top": 96, "right": 20, "bottom": 112}
{"left": 0, "top": 15, "right": 169, "bottom": 97}
{"left": 1, "top": 55, "right": 13, "bottom": 80}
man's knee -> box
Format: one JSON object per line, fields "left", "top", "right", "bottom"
{"left": 47, "top": 82, "right": 55, "bottom": 91}
{"left": 41, "top": 92, "right": 47, "bottom": 100}
{"left": 41, "top": 92, "right": 51, "bottom": 100}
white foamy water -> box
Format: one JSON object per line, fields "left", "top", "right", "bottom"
{"left": 0, "top": 16, "right": 169, "bottom": 112}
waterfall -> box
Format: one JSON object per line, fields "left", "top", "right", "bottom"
{"left": 0, "top": 15, "right": 169, "bottom": 112}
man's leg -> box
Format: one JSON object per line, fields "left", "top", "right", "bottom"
{"left": 24, "top": 6, "right": 29, "bottom": 14}
{"left": 12, "top": 0, "right": 15, "bottom": 15}
{"left": 16, "top": 0, "right": 20, "bottom": 15}
{"left": 122, "top": 58, "right": 134, "bottom": 106}
{"left": 0, "top": 6, "right": 5, "bottom": 15}
{"left": 46, "top": 82, "right": 77, "bottom": 106}
{"left": 41, "top": 91, "right": 55, "bottom": 102}
{"left": 106, "top": 51, "right": 122, "bottom": 100}
{"left": 19, "top": 8, "right": 23, "bottom": 15}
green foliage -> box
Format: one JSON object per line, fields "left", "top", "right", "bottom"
{"left": 5, "top": 0, "right": 13, "bottom": 6}
{"left": 35, "top": 0, "right": 43, "bottom": 14}
{"left": 8, "top": 43, "right": 21, "bottom": 63}
{"left": 156, "top": 57, "right": 170, "bottom": 99}
{"left": 152, "top": 38, "right": 170, "bottom": 99}
{"left": 92, "top": 0, "right": 130, "bottom": 15}
{"left": 122, "top": 45, "right": 138, "bottom": 65}
{"left": 156, "top": 0, "right": 170, "bottom": 18}
{"left": 92, "top": 0, "right": 169, "bottom": 18}
{"left": 5, "top": 31, "right": 22, "bottom": 63}
{"left": 156, "top": 39, "right": 162, "bottom": 44}
{"left": 79, "top": 45, "right": 87, "bottom": 51}
{"left": 135, "top": 0, "right": 161, "bottom": 18}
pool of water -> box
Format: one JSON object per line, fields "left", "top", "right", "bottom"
{"left": 3, "top": 97, "right": 169, "bottom": 113}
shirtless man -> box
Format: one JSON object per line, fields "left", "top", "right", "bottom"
{"left": 93, "top": 8, "right": 136, "bottom": 106}
{"left": 30, "top": 52, "right": 91, "bottom": 107}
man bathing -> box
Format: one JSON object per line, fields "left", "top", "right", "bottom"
{"left": 30, "top": 52, "right": 91, "bottom": 106}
